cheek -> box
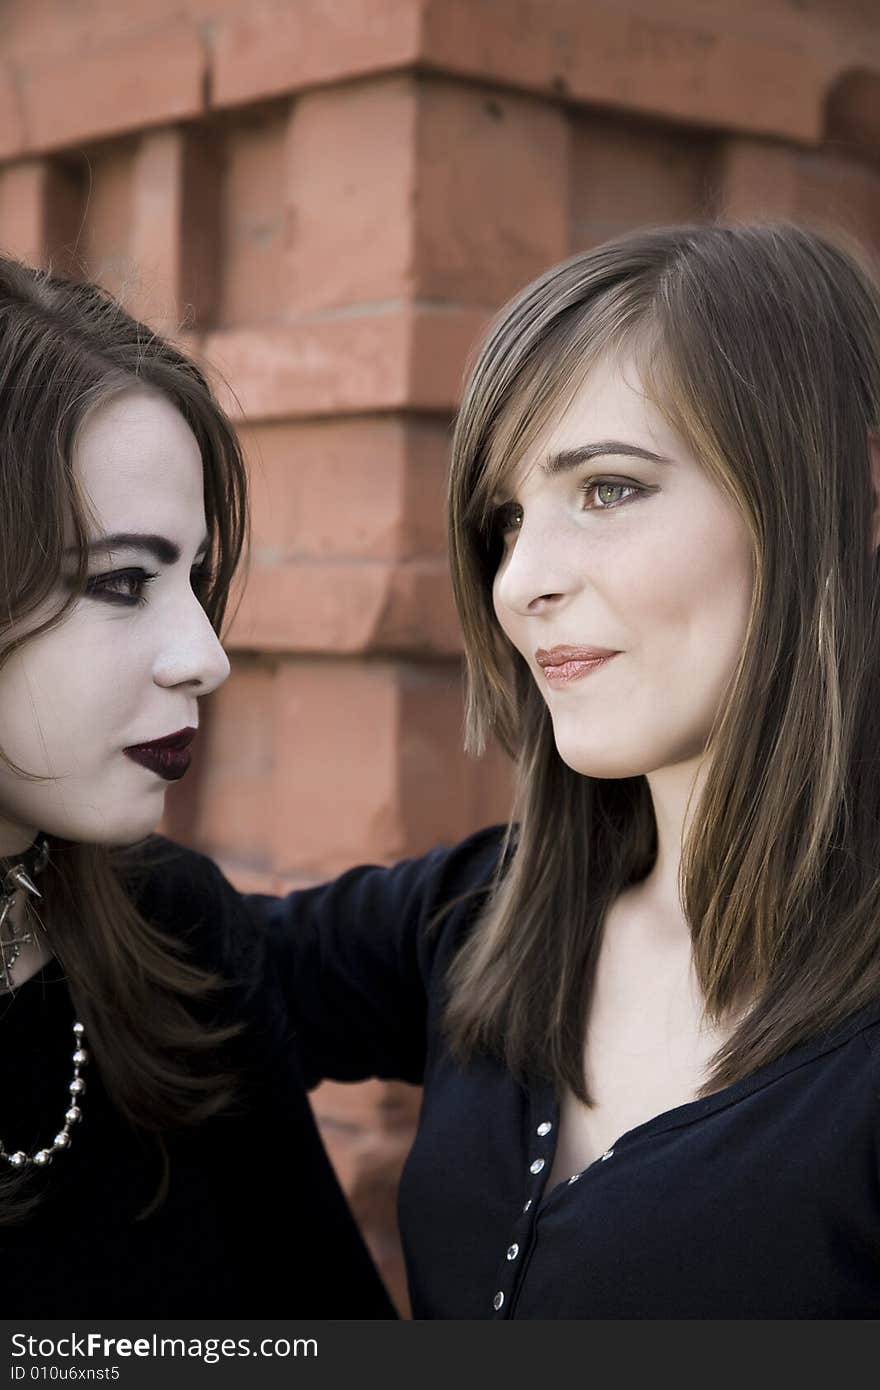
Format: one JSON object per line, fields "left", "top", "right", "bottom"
{"left": 0, "top": 620, "right": 145, "bottom": 770}
{"left": 625, "top": 504, "right": 752, "bottom": 649}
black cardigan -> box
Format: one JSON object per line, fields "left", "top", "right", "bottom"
{"left": 0, "top": 843, "right": 395, "bottom": 1318}
{"left": 247, "top": 824, "right": 880, "bottom": 1319}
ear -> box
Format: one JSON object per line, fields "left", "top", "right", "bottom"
{"left": 871, "top": 430, "right": 880, "bottom": 551}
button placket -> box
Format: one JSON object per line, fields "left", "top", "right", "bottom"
{"left": 492, "top": 1111, "right": 556, "bottom": 1315}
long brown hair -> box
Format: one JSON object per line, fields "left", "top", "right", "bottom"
{"left": 446, "top": 221, "right": 880, "bottom": 1103}
{"left": 0, "top": 255, "right": 249, "bottom": 1217}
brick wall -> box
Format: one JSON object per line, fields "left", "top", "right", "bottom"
{"left": 2, "top": 0, "right": 877, "bottom": 1314}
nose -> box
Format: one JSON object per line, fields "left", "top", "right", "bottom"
{"left": 152, "top": 596, "right": 231, "bottom": 695}
{"left": 493, "top": 511, "right": 580, "bottom": 619}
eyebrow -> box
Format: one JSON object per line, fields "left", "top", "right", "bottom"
{"left": 542, "top": 441, "right": 673, "bottom": 474}
{"left": 65, "top": 532, "right": 211, "bottom": 565}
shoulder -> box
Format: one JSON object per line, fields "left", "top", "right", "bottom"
{"left": 377, "top": 822, "right": 510, "bottom": 914}
{"left": 112, "top": 835, "right": 253, "bottom": 978}
{"left": 856, "top": 1007, "right": 880, "bottom": 1099}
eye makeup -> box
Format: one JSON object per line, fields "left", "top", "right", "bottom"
{"left": 80, "top": 558, "right": 214, "bottom": 609}
{"left": 84, "top": 567, "right": 158, "bottom": 607}
{"left": 490, "top": 475, "right": 651, "bottom": 537}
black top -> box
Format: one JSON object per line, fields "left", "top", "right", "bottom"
{"left": 249, "top": 824, "right": 880, "bottom": 1319}
{"left": 0, "top": 843, "right": 396, "bottom": 1318}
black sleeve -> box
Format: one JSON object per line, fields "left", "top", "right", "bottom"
{"left": 244, "top": 825, "right": 506, "bottom": 1088}
{"left": 121, "top": 836, "right": 263, "bottom": 985}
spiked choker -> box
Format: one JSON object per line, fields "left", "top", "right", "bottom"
{"left": 0, "top": 834, "right": 49, "bottom": 992}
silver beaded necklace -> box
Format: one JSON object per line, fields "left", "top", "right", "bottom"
{"left": 0, "top": 1020, "right": 88, "bottom": 1170}
{"left": 0, "top": 837, "right": 88, "bottom": 1171}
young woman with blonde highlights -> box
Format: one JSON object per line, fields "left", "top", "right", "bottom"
{"left": 0, "top": 256, "right": 394, "bottom": 1317}
{"left": 252, "top": 221, "right": 880, "bottom": 1317}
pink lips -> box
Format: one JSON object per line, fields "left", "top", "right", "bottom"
{"left": 534, "top": 646, "right": 619, "bottom": 686}
{"left": 123, "top": 727, "right": 197, "bottom": 782}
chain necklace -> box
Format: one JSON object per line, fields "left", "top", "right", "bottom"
{"left": 0, "top": 1020, "right": 88, "bottom": 1169}
{"left": 0, "top": 836, "right": 88, "bottom": 1171}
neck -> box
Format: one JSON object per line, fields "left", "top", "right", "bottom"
{"left": 0, "top": 819, "right": 40, "bottom": 861}
{"left": 633, "top": 755, "right": 708, "bottom": 935}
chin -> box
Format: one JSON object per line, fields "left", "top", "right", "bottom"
{"left": 551, "top": 728, "right": 656, "bottom": 781}
{"left": 556, "top": 751, "right": 648, "bottom": 780}
{"left": 40, "top": 800, "right": 166, "bottom": 848}
{"left": 553, "top": 726, "right": 708, "bottom": 781}
{"left": 95, "top": 811, "right": 166, "bottom": 846}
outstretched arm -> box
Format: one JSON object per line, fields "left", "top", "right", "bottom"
{"left": 244, "top": 825, "right": 506, "bottom": 1087}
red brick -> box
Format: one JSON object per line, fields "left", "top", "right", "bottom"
{"left": 129, "top": 124, "right": 226, "bottom": 332}
{"left": 226, "top": 557, "right": 460, "bottom": 656}
{"left": 570, "top": 113, "right": 715, "bottom": 249}
{"left": 44, "top": 159, "right": 87, "bottom": 278}
{"left": 178, "top": 127, "right": 224, "bottom": 335}
{"left": 269, "top": 660, "right": 402, "bottom": 876}
{"left": 215, "top": 104, "right": 288, "bottom": 329}
{"left": 718, "top": 139, "right": 880, "bottom": 250}
{"left": 0, "top": 157, "right": 85, "bottom": 273}
{"left": 212, "top": 0, "right": 422, "bottom": 110}
{"left": 0, "top": 161, "right": 47, "bottom": 265}
{"left": 312, "top": 1078, "right": 422, "bottom": 1316}
{"left": 398, "top": 666, "right": 513, "bottom": 849}
{"left": 420, "top": 0, "right": 825, "bottom": 142}
{"left": 186, "top": 659, "right": 512, "bottom": 882}
{"left": 283, "top": 78, "right": 416, "bottom": 313}
{"left": 200, "top": 305, "right": 489, "bottom": 420}
{"left": 73, "top": 138, "right": 137, "bottom": 305}
{"left": 825, "top": 69, "right": 880, "bottom": 158}
{"left": 407, "top": 304, "right": 491, "bottom": 411}
{"left": 786, "top": 151, "right": 880, "bottom": 251}
{"left": 19, "top": 21, "right": 206, "bottom": 154}
{"left": 715, "top": 139, "right": 801, "bottom": 219}
{"left": 283, "top": 76, "right": 568, "bottom": 313}
{"left": 265, "top": 659, "right": 510, "bottom": 877}
{"left": 173, "top": 658, "right": 278, "bottom": 873}
{"left": 0, "top": 67, "right": 25, "bottom": 160}
{"left": 415, "top": 80, "right": 569, "bottom": 304}
{"left": 400, "top": 418, "right": 454, "bottom": 558}
{"left": 240, "top": 416, "right": 449, "bottom": 562}
{"left": 120, "top": 128, "right": 223, "bottom": 337}
{"left": 315, "top": 1078, "right": 422, "bottom": 1132}
{"left": 0, "top": 1, "right": 216, "bottom": 66}
{"left": 202, "top": 313, "right": 411, "bottom": 420}
{"left": 127, "top": 130, "right": 185, "bottom": 333}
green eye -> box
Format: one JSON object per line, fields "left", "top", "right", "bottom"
{"left": 583, "top": 480, "right": 641, "bottom": 510}
{"left": 596, "top": 483, "right": 628, "bottom": 506}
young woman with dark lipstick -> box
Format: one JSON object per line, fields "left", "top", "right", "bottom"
{"left": 248, "top": 221, "right": 880, "bottom": 1317}
{"left": 0, "top": 255, "right": 395, "bottom": 1317}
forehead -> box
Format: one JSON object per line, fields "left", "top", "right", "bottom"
{"left": 503, "top": 347, "right": 688, "bottom": 492}
{"left": 71, "top": 388, "right": 205, "bottom": 532}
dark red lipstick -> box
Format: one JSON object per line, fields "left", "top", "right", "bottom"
{"left": 123, "top": 727, "right": 197, "bottom": 782}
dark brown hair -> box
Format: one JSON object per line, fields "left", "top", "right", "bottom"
{"left": 0, "top": 255, "right": 249, "bottom": 1218}
{"left": 446, "top": 221, "right": 880, "bottom": 1102}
